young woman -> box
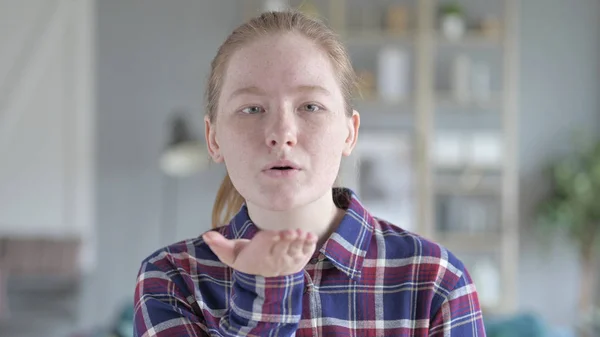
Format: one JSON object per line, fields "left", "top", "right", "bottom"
{"left": 134, "top": 10, "right": 486, "bottom": 337}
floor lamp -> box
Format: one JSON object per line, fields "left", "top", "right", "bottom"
{"left": 159, "top": 112, "right": 209, "bottom": 245}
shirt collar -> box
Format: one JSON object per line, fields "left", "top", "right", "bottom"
{"left": 228, "top": 188, "right": 374, "bottom": 282}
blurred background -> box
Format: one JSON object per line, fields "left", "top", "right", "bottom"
{"left": 0, "top": 0, "right": 599, "bottom": 336}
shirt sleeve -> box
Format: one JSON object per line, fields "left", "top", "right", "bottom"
{"left": 133, "top": 259, "right": 305, "bottom": 337}
{"left": 428, "top": 267, "right": 487, "bottom": 337}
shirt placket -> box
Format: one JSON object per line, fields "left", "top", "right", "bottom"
{"left": 300, "top": 253, "right": 327, "bottom": 337}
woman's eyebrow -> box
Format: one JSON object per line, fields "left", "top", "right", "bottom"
{"left": 294, "top": 85, "right": 331, "bottom": 96}
{"left": 230, "top": 86, "right": 266, "bottom": 98}
{"left": 230, "top": 85, "right": 331, "bottom": 99}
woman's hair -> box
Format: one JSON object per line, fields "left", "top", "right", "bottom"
{"left": 206, "top": 10, "right": 358, "bottom": 228}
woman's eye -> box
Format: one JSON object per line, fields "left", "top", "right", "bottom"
{"left": 241, "top": 106, "right": 263, "bottom": 114}
{"left": 303, "top": 104, "right": 321, "bottom": 112}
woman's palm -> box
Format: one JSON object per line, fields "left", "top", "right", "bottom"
{"left": 202, "top": 229, "right": 317, "bottom": 277}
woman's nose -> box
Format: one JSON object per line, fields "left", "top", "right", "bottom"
{"left": 265, "top": 110, "right": 298, "bottom": 148}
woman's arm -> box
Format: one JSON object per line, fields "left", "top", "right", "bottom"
{"left": 133, "top": 260, "right": 304, "bottom": 337}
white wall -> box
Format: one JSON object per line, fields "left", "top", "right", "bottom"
{"left": 0, "top": 0, "right": 95, "bottom": 243}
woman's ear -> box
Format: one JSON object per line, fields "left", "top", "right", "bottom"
{"left": 205, "top": 116, "right": 223, "bottom": 163}
{"left": 342, "top": 110, "right": 360, "bottom": 156}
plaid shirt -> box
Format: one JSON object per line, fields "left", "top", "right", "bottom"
{"left": 134, "top": 188, "right": 485, "bottom": 336}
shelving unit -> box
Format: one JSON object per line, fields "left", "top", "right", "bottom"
{"left": 238, "top": 0, "right": 519, "bottom": 315}
{"left": 343, "top": 30, "right": 415, "bottom": 45}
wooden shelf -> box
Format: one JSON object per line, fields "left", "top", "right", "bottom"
{"left": 353, "top": 98, "right": 414, "bottom": 129}
{"left": 435, "top": 91, "right": 503, "bottom": 110}
{"left": 434, "top": 164, "right": 503, "bottom": 173}
{"left": 354, "top": 97, "right": 413, "bottom": 110}
{"left": 435, "top": 180, "right": 501, "bottom": 196}
{"left": 342, "top": 30, "right": 415, "bottom": 46}
{"left": 435, "top": 30, "right": 504, "bottom": 48}
{"left": 434, "top": 232, "right": 503, "bottom": 252}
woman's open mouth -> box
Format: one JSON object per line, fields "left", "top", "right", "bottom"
{"left": 263, "top": 160, "right": 301, "bottom": 178}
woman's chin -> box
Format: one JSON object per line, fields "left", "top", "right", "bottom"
{"left": 246, "top": 188, "right": 310, "bottom": 211}
{"left": 249, "top": 186, "right": 335, "bottom": 213}
{"left": 261, "top": 193, "right": 303, "bottom": 211}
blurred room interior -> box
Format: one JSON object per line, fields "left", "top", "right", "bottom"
{"left": 0, "top": 0, "right": 599, "bottom": 336}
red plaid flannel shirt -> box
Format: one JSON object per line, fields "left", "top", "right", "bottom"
{"left": 134, "top": 188, "right": 486, "bottom": 336}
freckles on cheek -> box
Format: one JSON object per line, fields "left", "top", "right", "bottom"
{"left": 318, "top": 121, "right": 345, "bottom": 143}
{"left": 218, "top": 122, "right": 260, "bottom": 152}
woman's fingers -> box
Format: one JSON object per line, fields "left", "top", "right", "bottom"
{"left": 288, "top": 229, "right": 306, "bottom": 258}
{"left": 203, "top": 231, "right": 237, "bottom": 266}
{"left": 271, "top": 229, "right": 296, "bottom": 257}
{"left": 202, "top": 230, "right": 227, "bottom": 245}
{"left": 303, "top": 232, "right": 318, "bottom": 255}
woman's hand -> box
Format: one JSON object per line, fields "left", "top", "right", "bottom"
{"left": 202, "top": 229, "right": 318, "bottom": 277}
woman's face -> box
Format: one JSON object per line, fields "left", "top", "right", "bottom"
{"left": 205, "top": 32, "right": 360, "bottom": 211}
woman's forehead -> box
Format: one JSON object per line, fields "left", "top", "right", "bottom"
{"left": 222, "top": 34, "right": 340, "bottom": 94}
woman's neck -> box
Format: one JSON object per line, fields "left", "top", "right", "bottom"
{"left": 246, "top": 190, "right": 346, "bottom": 248}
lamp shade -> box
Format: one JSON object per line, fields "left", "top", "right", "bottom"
{"left": 159, "top": 114, "right": 209, "bottom": 177}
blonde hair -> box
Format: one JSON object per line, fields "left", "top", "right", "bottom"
{"left": 206, "top": 10, "right": 358, "bottom": 228}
